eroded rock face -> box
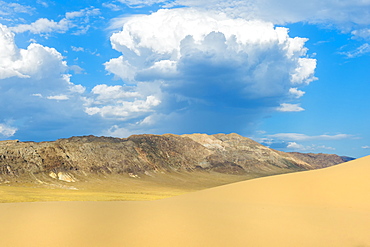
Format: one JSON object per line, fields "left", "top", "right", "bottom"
{"left": 0, "top": 134, "right": 350, "bottom": 183}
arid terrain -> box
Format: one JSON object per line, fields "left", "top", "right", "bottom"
{"left": 0, "top": 155, "right": 369, "bottom": 246}
{"left": 1, "top": 133, "right": 366, "bottom": 246}
{"left": 0, "top": 133, "right": 350, "bottom": 202}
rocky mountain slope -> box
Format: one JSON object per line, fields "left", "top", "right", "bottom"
{"left": 288, "top": 152, "right": 354, "bottom": 169}
{"left": 0, "top": 133, "right": 350, "bottom": 185}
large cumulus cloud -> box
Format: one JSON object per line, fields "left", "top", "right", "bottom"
{"left": 95, "top": 8, "right": 316, "bottom": 136}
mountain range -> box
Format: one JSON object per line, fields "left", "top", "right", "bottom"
{"left": 0, "top": 133, "right": 351, "bottom": 186}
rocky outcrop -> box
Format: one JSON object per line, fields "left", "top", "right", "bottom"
{"left": 0, "top": 133, "right": 350, "bottom": 184}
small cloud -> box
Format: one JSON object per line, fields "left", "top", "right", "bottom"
{"left": 269, "top": 133, "right": 353, "bottom": 141}
{"left": 276, "top": 103, "right": 305, "bottom": 112}
{"left": 102, "top": 2, "right": 122, "bottom": 11}
{"left": 85, "top": 95, "right": 161, "bottom": 120}
{"left": 36, "top": 0, "right": 49, "bottom": 7}
{"left": 91, "top": 84, "right": 141, "bottom": 101}
{"left": 72, "top": 25, "right": 90, "bottom": 35}
{"left": 351, "top": 28, "right": 370, "bottom": 40}
{"left": 256, "top": 130, "right": 267, "bottom": 135}
{"left": 314, "top": 40, "right": 331, "bottom": 45}
{"left": 362, "top": 146, "right": 370, "bottom": 149}
{"left": 71, "top": 46, "right": 101, "bottom": 56}
{"left": 289, "top": 88, "right": 305, "bottom": 98}
{"left": 287, "top": 142, "right": 335, "bottom": 151}
{"left": 290, "top": 58, "right": 318, "bottom": 85}
{"left": 340, "top": 43, "right": 370, "bottom": 58}
{"left": 316, "top": 145, "right": 335, "bottom": 151}
{"left": 102, "top": 125, "right": 141, "bottom": 138}
{"left": 264, "top": 140, "right": 335, "bottom": 152}
{"left": 116, "top": 0, "right": 166, "bottom": 8}
{"left": 71, "top": 46, "right": 85, "bottom": 52}
{"left": 65, "top": 7, "right": 100, "bottom": 20}
{"left": 32, "top": 93, "right": 43, "bottom": 97}
{"left": 10, "top": 7, "right": 101, "bottom": 35}
{"left": 47, "top": 95, "right": 69, "bottom": 100}
{"left": 11, "top": 18, "right": 69, "bottom": 34}
{"left": 0, "top": 123, "right": 17, "bottom": 138}
{"left": 137, "top": 115, "right": 155, "bottom": 126}
{"left": 0, "top": 2, "right": 34, "bottom": 16}
{"left": 69, "top": 65, "right": 84, "bottom": 74}
{"left": 287, "top": 142, "right": 305, "bottom": 150}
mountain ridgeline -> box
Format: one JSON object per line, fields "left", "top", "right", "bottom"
{"left": 0, "top": 133, "right": 350, "bottom": 184}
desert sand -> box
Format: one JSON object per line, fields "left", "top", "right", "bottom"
{"left": 0, "top": 155, "right": 369, "bottom": 247}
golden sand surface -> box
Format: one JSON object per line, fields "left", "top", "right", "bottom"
{"left": 0, "top": 155, "right": 369, "bottom": 247}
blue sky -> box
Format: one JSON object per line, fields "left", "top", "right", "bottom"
{"left": 0, "top": 0, "right": 369, "bottom": 158}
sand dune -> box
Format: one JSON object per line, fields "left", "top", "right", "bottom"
{"left": 1, "top": 156, "right": 369, "bottom": 247}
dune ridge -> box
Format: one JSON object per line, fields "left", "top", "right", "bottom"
{"left": 0, "top": 156, "right": 369, "bottom": 247}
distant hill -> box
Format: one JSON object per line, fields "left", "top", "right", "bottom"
{"left": 0, "top": 133, "right": 351, "bottom": 186}
{"left": 288, "top": 152, "right": 354, "bottom": 169}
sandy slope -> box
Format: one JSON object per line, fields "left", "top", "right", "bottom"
{"left": 0, "top": 156, "right": 369, "bottom": 247}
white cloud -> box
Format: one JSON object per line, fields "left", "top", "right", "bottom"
{"left": 67, "top": 77, "right": 86, "bottom": 93}
{"left": 166, "top": 0, "right": 370, "bottom": 27}
{"left": 162, "top": 0, "right": 370, "bottom": 47}
{"left": 102, "top": 125, "right": 142, "bottom": 138}
{"left": 36, "top": 0, "right": 49, "bottom": 8}
{"left": 102, "top": 3, "right": 122, "bottom": 11}
{"left": 11, "top": 18, "right": 69, "bottom": 34}
{"left": 268, "top": 133, "right": 353, "bottom": 141}
{"left": 137, "top": 115, "right": 156, "bottom": 126}
{"left": 84, "top": 82, "right": 162, "bottom": 122}
{"left": 286, "top": 142, "right": 306, "bottom": 150}
{"left": 341, "top": 43, "right": 370, "bottom": 58}
{"left": 290, "top": 58, "right": 318, "bottom": 84}
{"left": 276, "top": 103, "right": 305, "bottom": 112}
{"left": 352, "top": 28, "right": 370, "bottom": 39}
{"left": 113, "top": 11, "right": 312, "bottom": 80}
{"left": 100, "top": 114, "right": 162, "bottom": 138}
{"left": 257, "top": 131, "right": 342, "bottom": 152}
{"left": 108, "top": 8, "right": 316, "bottom": 88}
{"left": 65, "top": 8, "right": 100, "bottom": 20}
{"left": 362, "top": 146, "right": 370, "bottom": 149}
{"left": 10, "top": 7, "right": 100, "bottom": 35}
{"left": 116, "top": 0, "right": 168, "bottom": 7}
{"left": 0, "top": 123, "right": 17, "bottom": 138}
{"left": 47, "top": 95, "right": 69, "bottom": 100}
{"left": 69, "top": 65, "right": 84, "bottom": 74}
{"left": 0, "top": 24, "right": 85, "bottom": 95}
{"left": 101, "top": 8, "right": 317, "bottom": 134}
{"left": 71, "top": 46, "right": 85, "bottom": 52}
{"left": 286, "top": 142, "right": 335, "bottom": 151}
{"left": 91, "top": 84, "right": 141, "bottom": 102}
{"left": 85, "top": 95, "right": 161, "bottom": 120}
{"left": 0, "top": 1, "right": 34, "bottom": 16}
{"left": 289, "top": 88, "right": 305, "bottom": 98}
{"left": 0, "top": 24, "right": 69, "bottom": 80}
{"left": 104, "top": 56, "right": 136, "bottom": 81}
{"left": 0, "top": 24, "right": 88, "bottom": 139}
{"left": 0, "top": 26, "right": 68, "bottom": 79}
{"left": 317, "top": 145, "right": 336, "bottom": 151}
